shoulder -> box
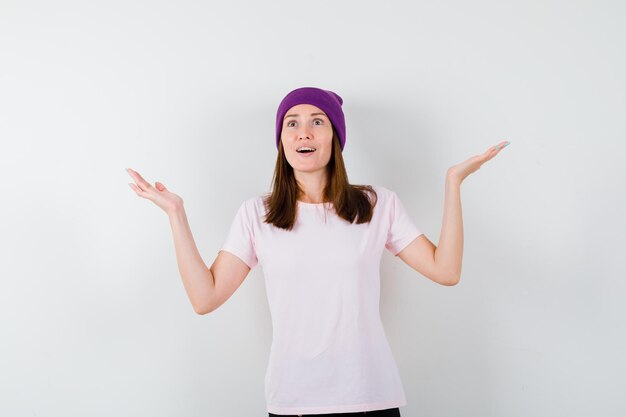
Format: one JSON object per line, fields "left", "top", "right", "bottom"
{"left": 367, "top": 185, "right": 410, "bottom": 216}
{"left": 368, "top": 184, "right": 397, "bottom": 202}
{"left": 369, "top": 184, "right": 391, "bottom": 194}
{"left": 238, "top": 192, "right": 270, "bottom": 216}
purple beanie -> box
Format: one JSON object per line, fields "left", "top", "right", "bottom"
{"left": 275, "top": 87, "right": 346, "bottom": 151}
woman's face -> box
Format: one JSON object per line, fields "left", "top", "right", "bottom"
{"left": 280, "top": 104, "right": 333, "bottom": 176}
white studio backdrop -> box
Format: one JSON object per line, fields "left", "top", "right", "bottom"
{"left": 1, "top": 0, "right": 624, "bottom": 416}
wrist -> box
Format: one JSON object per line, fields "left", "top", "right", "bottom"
{"left": 446, "top": 170, "right": 463, "bottom": 186}
{"left": 167, "top": 203, "right": 186, "bottom": 219}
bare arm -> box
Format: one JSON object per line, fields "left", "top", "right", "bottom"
{"left": 168, "top": 207, "right": 251, "bottom": 315}
{"left": 433, "top": 174, "right": 464, "bottom": 283}
{"left": 397, "top": 141, "right": 509, "bottom": 286}
{"left": 397, "top": 175, "right": 462, "bottom": 286}
{"left": 168, "top": 207, "right": 216, "bottom": 313}
{"left": 127, "top": 167, "right": 250, "bottom": 314}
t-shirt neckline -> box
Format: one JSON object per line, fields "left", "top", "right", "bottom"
{"left": 297, "top": 200, "right": 332, "bottom": 207}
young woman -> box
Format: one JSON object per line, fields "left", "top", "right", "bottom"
{"left": 127, "top": 87, "right": 509, "bottom": 416}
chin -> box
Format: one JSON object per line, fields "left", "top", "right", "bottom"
{"left": 290, "top": 162, "right": 324, "bottom": 172}
{"left": 294, "top": 166, "right": 321, "bottom": 173}
{"left": 287, "top": 155, "right": 331, "bottom": 172}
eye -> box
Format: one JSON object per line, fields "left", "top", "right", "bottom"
{"left": 313, "top": 119, "right": 324, "bottom": 125}
{"left": 286, "top": 121, "right": 296, "bottom": 127}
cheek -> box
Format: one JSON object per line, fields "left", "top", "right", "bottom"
{"left": 321, "top": 145, "right": 333, "bottom": 159}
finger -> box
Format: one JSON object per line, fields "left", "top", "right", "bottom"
{"left": 127, "top": 168, "right": 150, "bottom": 184}
{"left": 492, "top": 141, "right": 509, "bottom": 157}
{"left": 494, "top": 141, "right": 510, "bottom": 152}
{"left": 128, "top": 182, "right": 146, "bottom": 196}
{"left": 485, "top": 152, "right": 497, "bottom": 162}
{"left": 478, "top": 148, "right": 498, "bottom": 164}
{"left": 484, "top": 141, "right": 509, "bottom": 161}
{"left": 477, "top": 148, "right": 496, "bottom": 162}
{"left": 126, "top": 168, "right": 153, "bottom": 192}
{"left": 486, "top": 141, "right": 508, "bottom": 152}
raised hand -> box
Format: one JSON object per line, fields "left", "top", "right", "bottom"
{"left": 447, "top": 141, "right": 510, "bottom": 184}
{"left": 126, "top": 168, "right": 184, "bottom": 215}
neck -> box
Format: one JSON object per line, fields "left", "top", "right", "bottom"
{"left": 294, "top": 170, "right": 327, "bottom": 203}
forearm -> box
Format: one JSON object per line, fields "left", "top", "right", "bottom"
{"left": 434, "top": 173, "right": 464, "bottom": 284}
{"left": 168, "top": 206, "right": 215, "bottom": 313}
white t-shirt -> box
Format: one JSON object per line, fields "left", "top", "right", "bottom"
{"left": 219, "top": 185, "right": 423, "bottom": 415}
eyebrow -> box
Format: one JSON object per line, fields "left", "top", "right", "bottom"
{"left": 284, "top": 112, "right": 327, "bottom": 119}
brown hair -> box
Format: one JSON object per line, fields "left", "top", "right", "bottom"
{"left": 263, "top": 128, "right": 377, "bottom": 230}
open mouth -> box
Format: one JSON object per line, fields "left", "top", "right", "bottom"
{"left": 296, "top": 147, "right": 316, "bottom": 154}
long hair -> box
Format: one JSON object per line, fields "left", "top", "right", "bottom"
{"left": 263, "top": 127, "right": 377, "bottom": 230}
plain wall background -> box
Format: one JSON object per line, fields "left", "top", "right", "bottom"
{"left": 1, "top": 0, "right": 625, "bottom": 416}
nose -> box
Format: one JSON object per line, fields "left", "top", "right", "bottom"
{"left": 297, "top": 126, "right": 312, "bottom": 140}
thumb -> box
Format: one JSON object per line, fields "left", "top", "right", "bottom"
{"left": 155, "top": 182, "right": 166, "bottom": 191}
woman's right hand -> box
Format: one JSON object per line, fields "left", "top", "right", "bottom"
{"left": 126, "top": 168, "right": 184, "bottom": 215}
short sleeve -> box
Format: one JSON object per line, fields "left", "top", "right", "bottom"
{"left": 219, "top": 200, "right": 258, "bottom": 269}
{"left": 385, "top": 190, "right": 424, "bottom": 256}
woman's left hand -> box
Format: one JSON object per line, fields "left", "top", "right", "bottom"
{"left": 447, "top": 140, "right": 510, "bottom": 184}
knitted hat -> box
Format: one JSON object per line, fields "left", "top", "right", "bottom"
{"left": 275, "top": 87, "right": 346, "bottom": 151}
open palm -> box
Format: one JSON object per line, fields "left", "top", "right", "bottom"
{"left": 126, "top": 168, "right": 184, "bottom": 215}
{"left": 448, "top": 141, "right": 510, "bottom": 183}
